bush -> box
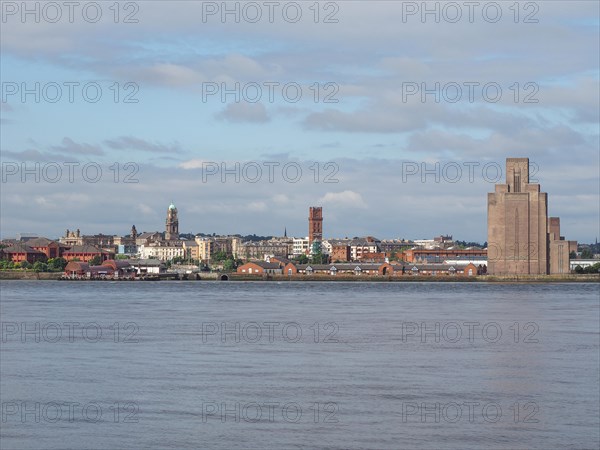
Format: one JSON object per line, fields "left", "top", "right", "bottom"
{"left": 89, "top": 256, "right": 103, "bottom": 266}
{"left": 33, "top": 261, "right": 48, "bottom": 272}
{"left": 574, "top": 262, "right": 600, "bottom": 274}
{"left": 0, "top": 260, "right": 15, "bottom": 270}
{"left": 584, "top": 262, "right": 600, "bottom": 274}
{"left": 47, "top": 257, "right": 68, "bottom": 271}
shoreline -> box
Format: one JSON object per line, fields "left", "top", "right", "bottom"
{"left": 0, "top": 271, "right": 598, "bottom": 283}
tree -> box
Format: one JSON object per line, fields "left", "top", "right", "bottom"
{"left": 212, "top": 250, "right": 229, "bottom": 262}
{"left": 89, "top": 256, "right": 103, "bottom": 266}
{"left": 48, "top": 257, "right": 68, "bottom": 271}
{"left": 310, "top": 246, "right": 326, "bottom": 265}
{"left": 310, "top": 241, "right": 326, "bottom": 264}
{"left": 0, "top": 259, "right": 14, "bottom": 270}
{"left": 569, "top": 251, "right": 577, "bottom": 259}
{"left": 33, "top": 261, "right": 48, "bottom": 272}
{"left": 171, "top": 256, "right": 185, "bottom": 265}
{"left": 581, "top": 248, "right": 593, "bottom": 259}
{"left": 311, "top": 254, "right": 327, "bottom": 264}
{"left": 296, "top": 254, "right": 309, "bottom": 264}
{"left": 584, "top": 262, "right": 600, "bottom": 274}
{"left": 222, "top": 259, "right": 236, "bottom": 272}
{"left": 116, "top": 254, "right": 129, "bottom": 260}
{"left": 20, "top": 261, "right": 32, "bottom": 270}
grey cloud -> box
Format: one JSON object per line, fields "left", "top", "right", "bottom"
{"left": 1, "top": 149, "right": 61, "bottom": 162}
{"left": 404, "top": 125, "right": 593, "bottom": 161}
{"left": 50, "top": 137, "right": 104, "bottom": 156}
{"left": 104, "top": 136, "right": 182, "bottom": 154}
{"left": 303, "top": 107, "right": 426, "bottom": 133}
{"left": 216, "top": 102, "right": 270, "bottom": 123}
{"left": 1, "top": 157, "right": 597, "bottom": 243}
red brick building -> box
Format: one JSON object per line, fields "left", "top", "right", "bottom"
{"left": 62, "top": 245, "right": 113, "bottom": 263}
{"left": 269, "top": 256, "right": 292, "bottom": 265}
{"left": 331, "top": 244, "right": 351, "bottom": 262}
{"left": 283, "top": 262, "right": 298, "bottom": 275}
{"left": 1, "top": 243, "right": 47, "bottom": 263}
{"left": 25, "top": 237, "right": 63, "bottom": 259}
{"left": 64, "top": 261, "right": 118, "bottom": 279}
{"left": 237, "top": 261, "right": 283, "bottom": 275}
{"left": 358, "top": 252, "right": 387, "bottom": 262}
{"left": 64, "top": 261, "right": 90, "bottom": 277}
{"left": 462, "top": 263, "right": 479, "bottom": 276}
{"left": 101, "top": 260, "right": 135, "bottom": 278}
{"left": 403, "top": 248, "right": 487, "bottom": 263}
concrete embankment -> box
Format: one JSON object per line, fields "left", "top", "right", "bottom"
{"left": 229, "top": 274, "right": 599, "bottom": 282}
{"left": 0, "top": 271, "right": 223, "bottom": 281}
{"left": 1, "top": 271, "right": 597, "bottom": 282}
{"left": 0, "top": 271, "right": 63, "bottom": 280}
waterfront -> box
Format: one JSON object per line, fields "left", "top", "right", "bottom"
{"left": 1, "top": 281, "right": 599, "bottom": 449}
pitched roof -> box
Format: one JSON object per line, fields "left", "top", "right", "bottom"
{"left": 410, "top": 264, "right": 457, "bottom": 271}
{"left": 330, "top": 241, "right": 351, "bottom": 247}
{"left": 3, "top": 243, "right": 46, "bottom": 254}
{"left": 26, "top": 237, "right": 59, "bottom": 247}
{"left": 63, "top": 244, "right": 104, "bottom": 253}
{"left": 64, "top": 261, "right": 90, "bottom": 271}
{"left": 137, "top": 232, "right": 162, "bottom": 239}
{"left": 270, "top": 255, "right": 292, "bottom": 264}
{"left": 249, "top": 261, "right": 282, "bottom": 269}
{"left": 88, "top": 265, "right": 114, "bottom": 273}
{"left": 131, "top": 259, "right": 164, "bottom": 266}
{"left": 302, "top": 264, "right": 331, "bottom": 270}
{"left": 102, "top": 260, "right": 131, "bottom": 269}
{"left": 330, "top": 263, "right": 382, "bottom": 270}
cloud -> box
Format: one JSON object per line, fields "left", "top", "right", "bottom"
{"left": 135, "top": 63, "right": 204, "bottom": 87}
{"left": 216, "top": 102, "right": 270, "bottom": 123}
{"left": 104, "top": 136, "right": 181, "bottom": 154}
{"left": 272, "top": 194, "right": 290, "bottom": 204}
{"left": 246, "top": 201, "right": 267, "bottom": 212}
{"left": 50, "top": 137, "right": 104, "bottom": 156}
{"left": 404, "top": 125, "right": 591, "bottom": 160}
{"left": 136, "top": 204, "right": 157, "bottom": 216}
{"left": 178, "top": 159, "right": 212, "bottom": 170}
{"left": 1, "top": 2, "right": 597, "bottom": 242}
{"left": 318, "top": 190, "right": 367, "bottom": 208}
{"left": 1, "top": 149, "right": 56, "bottom": 162}
{"left": 0, "top": 157, "right": 596, "bottom": 242}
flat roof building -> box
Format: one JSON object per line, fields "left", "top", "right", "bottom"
{"left": 487, "top": 157, "right": 576, "bottom": 275}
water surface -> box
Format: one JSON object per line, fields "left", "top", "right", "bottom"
{"left": 1, "top": 281, "right": 598, "bottom": 449}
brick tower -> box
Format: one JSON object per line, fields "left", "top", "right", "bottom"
{"left": 308, "top": 206, "right": 323, "bottom": 245}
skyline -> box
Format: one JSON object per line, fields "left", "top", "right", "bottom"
{"left": 1, "top": 156, "right": 597, "bottom": 243}
{"left": 1, "top": 1, "right": 599, "bottom": 241}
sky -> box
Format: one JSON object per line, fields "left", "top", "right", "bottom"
{"left": 1, "top": 0, "right": 599, "bottom": 242}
